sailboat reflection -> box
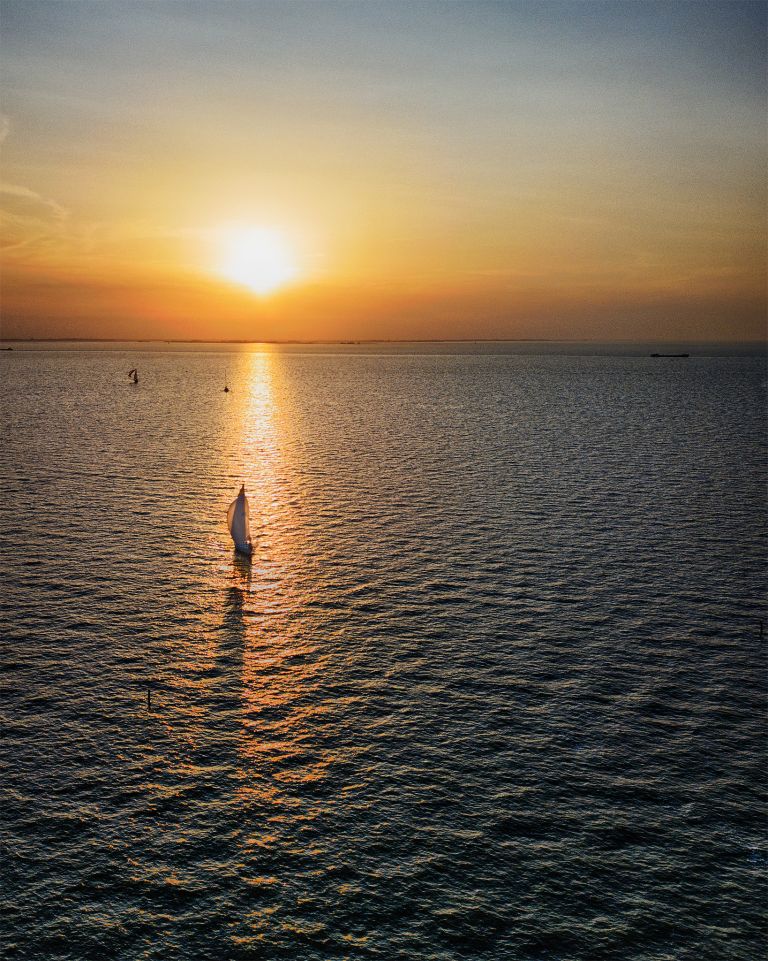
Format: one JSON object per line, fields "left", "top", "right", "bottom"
{"left": 222, "top": 553, "right": 253, "bottom": 634}
{"left": 208, "top": 556, "right": 251, "bottom": 752}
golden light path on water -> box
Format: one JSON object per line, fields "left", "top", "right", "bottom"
{"left": 174, "top": 349, "right": 335, "bottom": 927}
{"left": 229, "top": 353, "right": 325, "bottom": 769}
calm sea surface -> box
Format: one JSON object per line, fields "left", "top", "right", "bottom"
{"left": 1, "top": 343, "right": 765, "bottom": 960}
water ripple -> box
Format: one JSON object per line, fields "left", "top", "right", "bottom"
{"left": 1, "top": 346, "right": 765, "bottom": 960}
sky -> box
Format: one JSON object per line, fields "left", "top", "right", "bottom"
{"left": 0, "top": 0, "right": 765, "bottom": 342}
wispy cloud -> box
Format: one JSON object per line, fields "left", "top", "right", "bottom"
{"left": 1, "top": 181, "right": 68, "bottom": 221}
{"left": 0, "top": 183, "right": 69, "bottom": 254}
{"left": 0, "top": 115, "right": 69, "bottom": 255}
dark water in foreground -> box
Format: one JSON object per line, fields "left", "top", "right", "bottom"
{"left": 1, "top": 344, "right": 765, "bottom": 960}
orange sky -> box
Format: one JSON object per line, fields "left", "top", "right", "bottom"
{"left": 1, "top": 1, "right": 765, "bottom": 342}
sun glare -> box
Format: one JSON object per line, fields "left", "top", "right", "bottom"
{"left": 218, "top": 227, "right": 299, "bottom": 295}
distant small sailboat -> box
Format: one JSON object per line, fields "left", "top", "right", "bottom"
{"left": 223, "top": 369, "right": 230, "bottom": 393}
{"left": 227, "top": 484, "right": 253, "bottom": 556}
{"left": 128, "top": 368, "right": 139, "bottom": 383}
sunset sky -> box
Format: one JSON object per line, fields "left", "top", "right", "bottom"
{"left": 1, "top": 0, "right": 765, "bottom": 342}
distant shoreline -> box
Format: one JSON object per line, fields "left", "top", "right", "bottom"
{"left": 1, "top": 337, "right": 765, "bottom": 346}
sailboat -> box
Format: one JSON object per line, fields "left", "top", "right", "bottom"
{"left": 128, "top": 368, "right": 139, "bottom": 384}
{"left": 223, "top": 369, "right": 230, "bottom": 393}
{"left": 227, "top": 484, "right": 253, "bottom": 556}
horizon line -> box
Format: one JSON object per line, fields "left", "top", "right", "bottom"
{"left": 2, "top": 337, "right": 766, "bottom": 346}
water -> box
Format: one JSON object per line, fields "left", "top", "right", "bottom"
{"left": 1, "top": 343, "right": 765, "bottom": 960}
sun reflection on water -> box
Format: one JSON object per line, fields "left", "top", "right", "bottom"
{"left": 216, "top": 350, "right": 326, "bottom": 792}
{"left": 146, "top": 349, "right": 336, "bottom": 948}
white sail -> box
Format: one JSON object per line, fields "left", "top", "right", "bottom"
{"left": 227, "top": 485, "right": 252, "bottom": 555}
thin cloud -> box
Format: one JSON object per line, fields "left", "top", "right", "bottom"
{"left": 0, "top": 182, "right": 68, "bottom": 221}
{"left": 0, "top": 184, "right": 69, "bottom": 258}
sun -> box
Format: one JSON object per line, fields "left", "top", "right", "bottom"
{"left": 217, "top": 226, "right": 299, "bottom": 295}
